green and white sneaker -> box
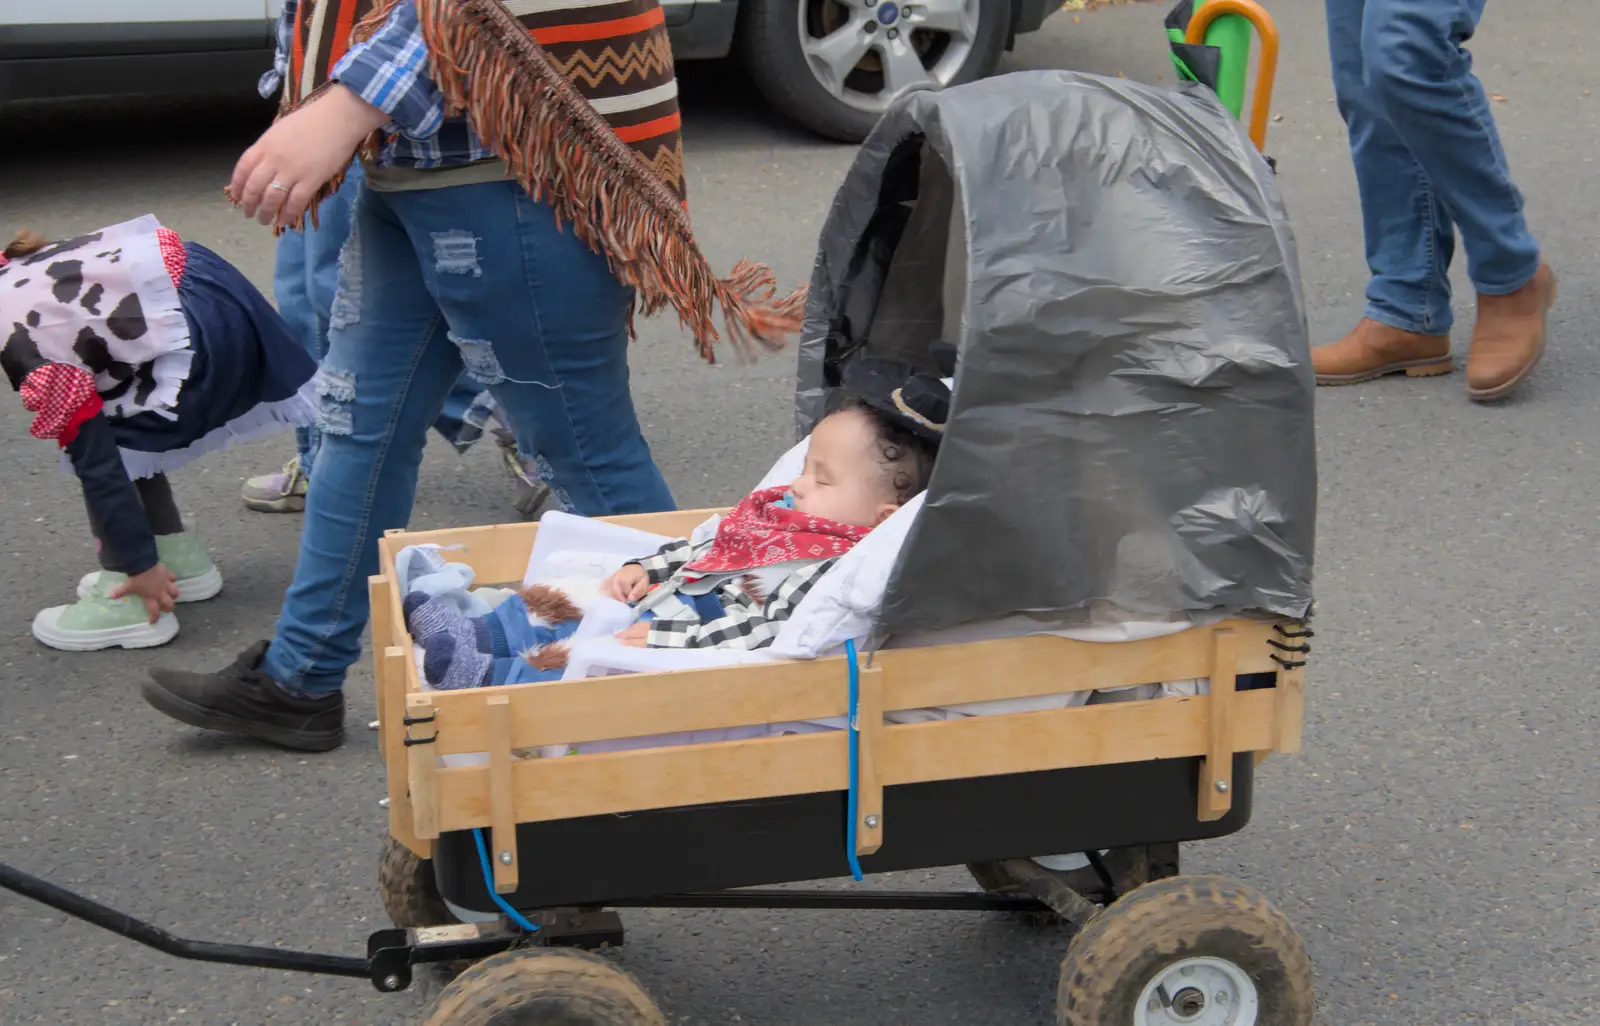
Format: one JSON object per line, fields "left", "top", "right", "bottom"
{"left": 241, "top": 456, "right": 308, "bottom": 513}
{"left": 76, "top": 530, "right": 223, "bottom": 603}
{"left": 33, "top": 580, "right": 180, "bottom": 652}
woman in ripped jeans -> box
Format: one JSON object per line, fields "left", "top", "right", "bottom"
{"left": 139, "top": 0, "right": 690, "bottom": 752}
{"left": 240, "top": 159, "right": 552, "bottom": 520}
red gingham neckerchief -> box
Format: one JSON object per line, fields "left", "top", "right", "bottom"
{"left": 21, "top": 364, "right": 103, "bottom": 445}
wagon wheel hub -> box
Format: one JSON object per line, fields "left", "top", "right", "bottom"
{"left": 1171, "top": 985, "right": 1206, "bottom": 1016}
{"left": 1136, "top": 956, "right": 1260, "bottom": 1025}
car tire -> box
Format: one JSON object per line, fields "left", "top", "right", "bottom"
{"left": 737, "top": 0, "right": 1012, "bottom": 142}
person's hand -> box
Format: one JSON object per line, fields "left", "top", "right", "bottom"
{"left": 229, "top": 84, "right": 390, "bottom": 228}
{"left": 615, "top": 622, "right": 650, "bottom": 647}
{"left": 601, "top": 565, "right": 651, "bottom": 603}
{"left": 112, "top": 564, "right": 180, "bottom": 624}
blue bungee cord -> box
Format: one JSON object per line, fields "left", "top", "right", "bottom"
{"left": 472, "top": 828, "right": 540, "bottom": 934}
{"left": 473, "top": 637, "right": 867, "bottom": 915}
{"left": 844, "top": 638, "right": 865, "bottom": 882}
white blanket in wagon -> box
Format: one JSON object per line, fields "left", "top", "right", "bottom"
{"left": 420, "top": 437, "right": 1207, "bottom": 768}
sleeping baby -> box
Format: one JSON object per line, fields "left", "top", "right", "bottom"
{"left": 403, "top": 361, "right": 949, "bottom": 687}
{"left": 604, "top": 371, "right": 947, "bottom": 651}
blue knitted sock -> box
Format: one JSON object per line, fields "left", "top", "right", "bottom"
{"left": 404, "top": 592, "right": 457, "bottom": 643}
{"left": 420, "top": 620, "right": 494, "bottom": 690}
{"left": 407, "top": 592, "right": 493, "bottom": 653}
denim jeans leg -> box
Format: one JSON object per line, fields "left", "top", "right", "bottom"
{"left": 386, "top": 181, "right": 676, "bottom": 517}
{"left": 1326, "top": 0, "right": 1455, "bottom": 334}
{"left": 297, "top": 162, "right": 365, "bottom": 479}
{"left": 263, "top": 188, "right": 463, "bottom": 695}
{"left": 1360, "top": 0, "right": 1540, "bottom": 295}
{"left": 272, "top": 225, "right": 319, "bottom": 465}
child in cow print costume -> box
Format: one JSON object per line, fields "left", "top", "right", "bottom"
{"left": 1, "top": 215, "right": 316, "bottom": 651}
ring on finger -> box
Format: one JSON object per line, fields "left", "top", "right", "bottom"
{"left": 269, "top": 181, "right": 291, "bottom": 193}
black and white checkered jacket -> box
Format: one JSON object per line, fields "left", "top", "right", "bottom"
{"left": 630, "top": 538, "right": 838, "bottom": 651}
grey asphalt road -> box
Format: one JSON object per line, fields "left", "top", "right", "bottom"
{"left": 2, "top": 1, "right": 1596, "bottom": 1023}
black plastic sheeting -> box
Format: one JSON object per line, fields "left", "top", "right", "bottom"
{"left": 1166, "top": 0, "right": 1224, "bottom": 93}
{"left": 794, "top": 71, "right": 1315, "bottom": 638}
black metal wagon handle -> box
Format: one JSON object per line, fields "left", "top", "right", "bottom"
{"left": 0, "top": 858, "right": 546, "bottom": 993}
{"left": 0, "top": 858, "right": 383, "bottom": 980}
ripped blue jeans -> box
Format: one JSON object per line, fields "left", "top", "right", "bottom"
{"left": 264, "top": 180, "right": 676, "bottom": 694}
{"left": 273, "top": 161, "right": 493, "bottom": 477}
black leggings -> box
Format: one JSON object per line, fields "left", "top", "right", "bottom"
{"left": 86, "top": 473, "right": 184, "bottom": 572}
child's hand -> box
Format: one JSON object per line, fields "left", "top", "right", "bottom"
{"left": 615, "top": 622, "right": 650, "bottom": 647}
{"left": 230, "top": 84, "right": 391, "bottom": 228}
{"left": 112, "top": 565, "right": 180, "bottom": 624}
{"left": 601, "top": 565, "right": 651, "bottom": 603}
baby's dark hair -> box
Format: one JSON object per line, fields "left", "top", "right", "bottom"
{"left": 830, "top": 396, "right": 938, "bottom": 504}
{"left": 4, "top": 229, "right": 48, "bottom": 261}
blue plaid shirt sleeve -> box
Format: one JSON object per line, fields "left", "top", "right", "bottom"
{"left": 330, "top": 0, "right": 447, "bottom": 140}
{"left": 258, "top": 0, "right": 296, "bottom": 99}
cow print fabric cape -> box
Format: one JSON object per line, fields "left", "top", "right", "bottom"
{"left": 1, "top": 215, "right": 194, "bottom": 420}
{"left": 1, "top": 215, "right": 317, "bottom": 479}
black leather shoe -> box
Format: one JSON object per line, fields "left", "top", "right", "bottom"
{"left": 141, "top": 640, "right": 345, "bottom": 752}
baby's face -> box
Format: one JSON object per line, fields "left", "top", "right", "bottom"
{"left": 789, "top": 409, "right": 900, "bottom": 528}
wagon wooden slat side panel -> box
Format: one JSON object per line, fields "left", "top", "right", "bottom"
{"left": 370, "top": 513, "right": 1306, "bottom": 851}
{"left": 423, "top": 688, "right": 1284, "bottom": 832}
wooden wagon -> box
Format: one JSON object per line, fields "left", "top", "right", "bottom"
{"left": 368, "top": 510, "right": 1314, "bottom": 1025}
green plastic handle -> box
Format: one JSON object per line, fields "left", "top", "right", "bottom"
{"left": 1197, "top": 0, "right": 1252, "bottom": 121}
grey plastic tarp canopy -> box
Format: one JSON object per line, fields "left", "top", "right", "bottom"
{"left": 794, "top": 71, "right": 1316, "bottom": 639}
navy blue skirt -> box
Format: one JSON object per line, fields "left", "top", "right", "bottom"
{"left": 110, "top": 242, "right": 317, "bottom": 476}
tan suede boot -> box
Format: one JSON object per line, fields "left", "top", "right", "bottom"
{"left": 1466, "top": 263, "right": 1556, "bottom": 403}
{"left": 1311, "top": 318, "right": 1453, "bottom": 385}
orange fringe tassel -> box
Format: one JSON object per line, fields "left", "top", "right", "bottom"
{"left": 272, "top": 0, "right": 807, "bottom": 364}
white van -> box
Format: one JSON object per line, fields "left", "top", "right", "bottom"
{"left": 0, "top": 0, "right": 1063, "bottom": 141}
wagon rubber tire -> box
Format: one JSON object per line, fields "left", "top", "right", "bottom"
{"left": 1055, "top": 874, "right": 1314, "bottom": 1026}
{"left": 422, "top": 948, "right": 667, "bottom": 1026}
{"left": 736, "top": 0, "right": 1011, "bottom": 142}
{"left": 379, "top": 835, "right": 457, "bottom": 930}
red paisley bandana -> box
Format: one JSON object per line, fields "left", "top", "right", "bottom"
{"left": 684, "top": 486, "right": 871, "bottom": 575}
